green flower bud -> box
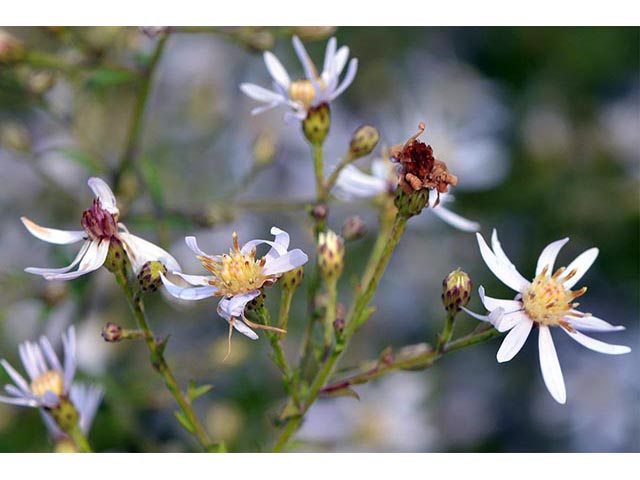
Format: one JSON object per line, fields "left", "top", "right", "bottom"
{"left": 349, "top": 125, "right": 379, "bottom": 159}
{"left": 46, "top": 397, "right": 79, "bottom": 434}
{"left": 394, "top": 185, "right": 429, "bottom": 218}
{"left": 103, "top": 238, "right": 129, "bottom": 277}
{"left": 341, "top": 216, "right": 367, "bottom": 242}
{"left": 442, "top": 268, "right": 473, "bottom": 314}
{"left": 318, "top": 230, "right": 345, "bottom": 281}
{"left": 101, "top": 322, "right": 123, "bottom": 343}
{"left": 281, "top": 266, "right": 304, "bottom": 292}
{"left": 302, "top": 103, "right": 330, "bottom": 146}
{"left": 136, "top": 260, "right": 167, "bottom": 293}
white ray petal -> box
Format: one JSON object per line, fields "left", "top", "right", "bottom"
{"left": 566, "top": 313, "right": 626, "bottom": 332}
{"left": 535, "top": 238, "right": 570, "bottom": 276}
{"left": 292, "top": 36, "right": 316, "bottom": 80}
{"left": 562, "top": 329, "right": 631, "bottom": 354}
{"left": 333, "top": 164, "right": 388, "bottom": 199}
{"left": 478, "top": 286, "right": 523, "bottom": 314}
{"left": 263, "top": 51, "right": 291, "bottom": 90}
{"left": 263, "top": 249, "right": 308, "bottom": 276}
{"left": 38, "top": 336, "right": 63, "bottom": 374}
{"left": 160, "top": 273, "right": 218, "bottom": 300}
{"left": 333, "top": 46, "right": 350, "bottom": 76}
{"left": 172, "top": 271, "right": 212, "bottom": 286}
{"left": 538, "top": 326, "right": 566, "bottom": 404}
{"left": 494, "top": 310, "right": 531, "bottom": 333}
{"left": 0, "top": 359, "right": 30, "bottom": 394}
{"left": 251, "top": 101, "right": 281, "bottom": 116}
{"left": 43, "top": 239, "right": 109, "bottom": 280}
{"left": 184, "top": 236, "right": 218, "bottom": 259}
{"left": 327, "top": 58, "right": 358, "bottom": 101}
{"left": 87, "top": 177, "right": 118, "bottom": 214}
{"left": 559, "top": 248, "right": 599, "bottom": 289}
{"left": 491, "top": 229, "right": 519, "bottom": 270}
{"left": 496, "top": 317, "right": 533, "bottom": 362}
{"left": 322, "top": 37, "right": 337, "bottom": 77}
{"left": 476, "top": 233, "right": 530, "bottom": 292}
{"left": 119, "top": 232, "right": 182, "bottom": 274}
{"left": 21, "top": 217, "right": 86, "bottom": 245}
{"left": 231, "top": 320, "right": 259, "bottom": 340}
{"left": 62, "top": 326, "right": 76, "bottom": 392}
{"left": 0, "top": 394, "right": 37, "bottom": 407}
{"left": 217, "top": 291, "right": 261, "bottom": 320}
{"left": 25, "top": 241, "right": 91, "bottom": 276}
{"left": 430, "top": 205, "right": 480, "bottom": 232}
{"left": 240, "top": 83, "right": 287, "bottom": 103}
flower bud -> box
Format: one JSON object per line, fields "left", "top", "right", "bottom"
{"left": 281, "top": 266, "right": 304, "bottom": 292}
{"left": 318, "top": 230, "right": 345, "bottom": 281}
{"left": 252, "top": 132, "right": 276, "bottom": 168}
{"left": 0, "top": 30, "right": 25, "bottom": 64}
{"left": 310, "top": 203, "right": 328, "bottom": 222}
{"left": 349, "top": 125, "right": 379, "bottom": 159}
{"left": 104, "top": 238, "right": 129, "bottom": 277}
{"left": 136, "top": 260, "right": 167, "bottom": 293}
{"left": 245, "top": 289, "right": 266, "bottom": 313}
{"left": 102, "top": 322, "right": 123, "bottom": 342}
{"left": 302, "top": 103, "right": 330, "bottom": 146}
{"left": 442, "top": 268, "right": 472, "bottom": 314}
{"left": 341, "top": 216, "right": 367, "bottom": 242}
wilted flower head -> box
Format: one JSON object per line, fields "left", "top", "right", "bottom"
{"left": 161, "top": 227, "right": 308, "bottom": 355}
{"left": 21, "top": 177, "right": 180, "bottom": 281}
{"left": 464, "top": 230, "right": 631, "bottom": 404}
{"left": 0, "top": 326, "right": 77, "bottom": 409}
{"left": 334, "top": 157, "right": 479, "bottom": 232}
{"left": 240, "top": 36, "right": 358, "bottom": 121}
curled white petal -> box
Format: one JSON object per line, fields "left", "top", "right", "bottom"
{"left": 431, "top": 204, "right": 480, "bottom": 232}
{"left": 559, "top": 247, "right": 599, "bottom": 289}
{"left": 42, "top": 239, "right": 109, "bottom": 281}
{"left": 217, "top": 292, "right": 260, "bottom": 340}
{"left": 160, "top": 272, "right": 218, "bottom": 300}
{"left": 87, "top": 177, "right": 118, "bottom": 214}
{"left": 333, "top": 164, "right": 388, "bottom": 200}
{"left": 21, "top": 217, "right": 86, "bottom": 245}
{"left": 173, "top": 271, "right": 213, "bottom": 286}
{"left": 263, "top": 249, "right": 308, "bottom": 276}
{"left": 535, "top": 237, "right": 570, "bottom": 276}
{"left": 119, "top": 232, "right": 182, "bottom": 274}
{"left": 562, "top": 329, "right": 631, "bottom": 355}
{"left": 478, "top": 286, "right": 522, "bottom": 315}
{"left": 538, "top": 325, "right": 566, "bottom": 404}
{"left": 476, "top": 232, "right": 530, "bottom": 292}
{"left": 25, "top": 240, "right": 92, "bottom": 277}
{"left": 565, "top": 313, "right": 626, "bottom": 332}
{"left": 496, "top": 317, "right": 533, "bottom": 363}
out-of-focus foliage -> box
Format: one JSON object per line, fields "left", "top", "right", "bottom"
{"left": 0, "top": 26, "right": 638, "bottom": 452}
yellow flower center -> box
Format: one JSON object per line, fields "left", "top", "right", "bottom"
{"left": 198, "top": 233, "right": 271, "bottom": 297}
{"left": 522, "top": 266, "right": 586, "bottom": 328}
{"left": 30, "top": 370, "right": 64, "bottom": 398}
{"left": 288, "top": 78, "right": 326, "bottom": 110}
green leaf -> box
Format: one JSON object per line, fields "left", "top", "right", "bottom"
{"left": 174, "top": 411, "right": 195, "bottom": 434}
{"left": 187, "top": 381, "right": 214, "bottom": 401}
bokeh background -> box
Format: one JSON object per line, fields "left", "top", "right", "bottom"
{"left": 0, "top": 26, "right": 638, "bottom": 452}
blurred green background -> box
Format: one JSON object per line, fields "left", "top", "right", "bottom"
{"left": 0, "top": 26, "right": 638, "bottom": 452}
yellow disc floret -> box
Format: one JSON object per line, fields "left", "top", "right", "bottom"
{"left": 31, "top": 370, "right": 64, "bottom": 398}
{"left": 522, "top": 266, "right": 587, "bottom": 328}
{"left": 288, "top": 78, "right": 326, "bottom": 110}
{"left": 198, "top": 232, "right": 271, "bottom": 297}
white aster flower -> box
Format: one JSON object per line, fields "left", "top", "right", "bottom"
{"left": 334, "top": 158, "right": 480, "bottom": 232}
{"left": 41, "top": 382, "right": 104, "bottom": 440}
{"left": 240, "top": 36, "right": 358, "bottom": 121}
{"left": 0, "top": 326, "right": 77, "bottom": 409}
{"left": 21, "top": 177, "right": 180, "bottom": 280}
{"left": 161, "top": 227, "right": 308, "bottom": 355}
{"left": 464, "top": 230, "right": 631, "bottom": 404}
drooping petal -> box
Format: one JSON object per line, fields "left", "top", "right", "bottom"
{"left": 184, "top": 236, "right": 219, "bottom": 260}
{"left": 559, "top": 247, "right": 599, "bottom": 289}
{"left": 251, "top": 100, "right": 281, "bottom": 116}
{"left": 538, "top": 326, "right": 566, "bottom": 404}
{"left": 327, "top": 58, "right": 358, "bottom": 102}
{"left": 160, "top": 272, "right": 218, "bottom": 300}
{"left": 430, "top": 205, "right": 481, "bottom": 232}
{"left": 230, "top": 320, "right": 259, "bottom": 340}
{"left": 173, "top": 271, "right": 213, "bottom": 286}
{"left": 240, "top": 83, "right": 288, "bottom": 104}
{"left": 263, "top": 249, "right": 308, "bottom": 276}
{"left": 292, "top": 36, "right": 316, "bottom": 81}
{"left": 263, "top": 51, "right": 291, "bottom": 91}
{"left": 535, "top": 237, "right": 570, "bottom": 277}
{"left": 565, "top": 312, "right": 626, "bottom": 332}
{"left": 21, "top": 217, "right": 86, "bottom": 245}
{"left": 562, "top": 329, "right": 631, "bottom": 355}
{"left": 476, "top": 233, "right": 530, "bottom": 292}
{"left": 496, "top": 317, "right": 533, "bottom": 362}
{"left": 119, "top": 232, "right": 182, "bottom": 274}
{"left": 217, "top": 291, "right": 261, "bottom": 320}
{"left": 42, "top": 239, "right": 109, "bottom": 281}
{"left": 333, "top": 164, "right": 388, "bottom": 200}
{"left": 25, "top": 241, "right": 91, "bottom": 276}
{"left": 87, "top": 177, "right": 118, "bottom": 214}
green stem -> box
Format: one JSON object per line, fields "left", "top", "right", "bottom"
{"left": 323, "top": 279, "right": 338, "bottom": 349}
{"left": 116, "top": 276, "right": 213, "bottom": 451}
{"left": 69, "top": 425, "right": 93, "bottom": 453}
{"left": 273, "top": 214, "right": 409, "bottom": 451}
{"left": 438, "top": 312, "right": 457, "bottom": 353}
{"left": 113, "top": 34, "right": 168, "bottom": 194}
